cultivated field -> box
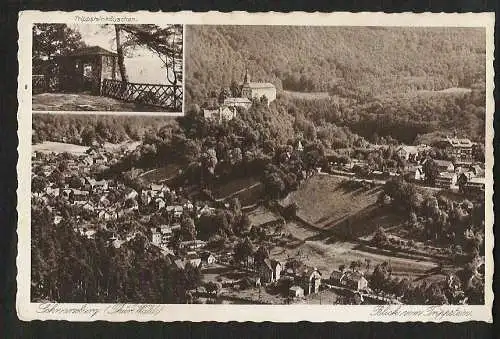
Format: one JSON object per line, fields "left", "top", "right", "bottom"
{"left": 270, "top": 238, "right": 440, "bottom": 282}
{"left": 32, "top": 141, "right": 89, "bottom": 155}
{"left": 212, "top": 177, "right": 264, "bottom": 206}
{"left": 283, "top": 174, "right": 381, "bottom": 230}
{"left": 32, "top": 93, "right": 165, "bottom": 111}
{"left": 139, "top": 164, "right": 181, "bottom": 183}
{"left": 282, "top": 90, "right": 331, "bottom": 100}
{"left": 247, "top": 206, "right": 282, "bottom": 227}
{"left": 103, "top": 141, "right": 141, "bottom": 153}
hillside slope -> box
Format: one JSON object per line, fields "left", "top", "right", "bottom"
{"left": 185, "top": 26, "right": 485, "bottom": 103}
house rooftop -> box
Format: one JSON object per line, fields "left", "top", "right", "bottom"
{"left": 224, "top": 97, "right": 252, "bottom": 104}
{"left": 468, "top": 176, "right": 485, "bottom": 184}
{"left": 437, "top": 172, "right": 456, "bottom": 179}
{"left": 434, "top": 159, "right": 453, "bottom": 167}
{"left": 445, "top": 137, "right": 473, "bottom": 147}
{"left": 64, "top": 46, "right": 118, "bottom": 57}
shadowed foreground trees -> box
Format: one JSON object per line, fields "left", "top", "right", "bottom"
{"left": 31, "top": 199, "right": 198, "bottom": 303}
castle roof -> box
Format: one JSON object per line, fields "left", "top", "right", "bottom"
{"left": 65, "top": 46, "right": 118, "bottom": 57}
{"left": 224, "top": 97, "right": 252, "bottom": 104}
{"left": 243, "top": 82, "right": 275, "bottom": 89}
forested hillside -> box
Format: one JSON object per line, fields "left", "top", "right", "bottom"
{"left": 32, "top": 114, "right": 177, "bottom": 146}
{"left": 185, "top": 26, "right": 486, "bottom": 144}
{"left": 185, "top": 26, "right": 485, "bottom": 103}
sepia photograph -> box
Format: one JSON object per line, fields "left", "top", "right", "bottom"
{"left": 32, "top": 23, "right": 183, "bottom": 113}
{"left": 30, "top": 24, "right": 487, "bottom": 307}
{"left": 17, "top": 11, "right": 494, "bottom": 323}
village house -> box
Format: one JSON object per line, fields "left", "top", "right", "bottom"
{"left": 224, "top": 97, "right": 252, "bottom": 110}
{"left": 180, "top": 240, "right": 207, "bottom": 251}
{"left": 183, "top": 201, "right": 195, "bottom": 211}
{"left": 93, "top": 153, "right": 108, "bottom": 166}
{"left": 396, "top": 145, "right": 420, "bottom": 162}
{"left": 141, "top": 191, "right": 153, "bottom": 205}
{"left": 463, "top": 176, "right": 485, "bottom": 193}
{"left": 203, "top": 109, "right": 219, "bottom": 121}
{"left": 435, "top": 172, "right": 458, "bottom": 189}
{"left": 203, "top": 105, "right": 237, "bottom": 123}
{"left": 159, "top": 224, "right": 173, "bottom": 243}
{"left": 97, "top": 208, "right": 116, "bottom": 221}
{"left": 53, "top": 215, "right": 63, "bottom": 225}
{"left": 44, "top": 186, "right": 60, "bottom": 197}
{"left": 258, "top": 259, "right": 282, "bottom": 284}
{"left": 173, "top": 205, "right": 184, "bottom": 219}
{"left": 98, "top": 195, "right": 111, "bottom": 208}
{"left": 124, "top": 187, "right": 139, "bottom": 200}
{"left": 197, "top": 205, "right": 216, "bottom": 218}
{"left": 69, "top": 189, "right": 90, "bottom": 203}
{"left": 296, "top": 140, "right": 304, "bottom": 152}
{"left": 81, "top": 201, "right": 95, "bottom": 212}
{"left": 370, "top": 170, "right": 389, "bottom": 181}
{"left": 185, "top": 252, "right": 202, "bottom": 268}
{"left": 300, "top": 268, "right": 322, "bottom": 295}
{"left": 201, "top": 252, "right": 217, "bottom": 266}
{"left": 470, "top": 164, "right": 485, "bottom": 177}
{"left": 340, "top": 271, "right": 369, "bottom": 291}
{"left": 61, "top": 188, "right": 73, "bottom": 200}
{"left": 289, "top": 285, "right": 305, "bottom": 298}
{"left": 433, "top": 159, "right": 455, "bottom": 173}
{"left": 405, "top": 165, "right": 425, "bottom": 182}
{"left": 437, "top": 137, "right": 473, "bottom": 163}
{"left": 40, "top": 165, "right": 53, "bottom": 177}
{"left": 124, "top": 198, "right": 139, "bottom": 212}
{"left": 150, "top": 183, "right": 165, "bottom": 193}
{"left": 155, "top": 198, "right": 166, "bottom": 211}
{"left": 84, "top": 177, "right": 109, "bottom": 192}
{"left": 81, "top": 156, "right": 94, "bottom": 167}
{"left": 151, "top": 228, "right": 162, "bottom": 246}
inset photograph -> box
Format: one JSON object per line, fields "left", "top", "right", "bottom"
{"left": 32, "top": 23, "right": 184, "bottom": 113}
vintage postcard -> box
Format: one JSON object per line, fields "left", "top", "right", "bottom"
{"left": 17, "top": 11, "right": 494, "bottom": 322}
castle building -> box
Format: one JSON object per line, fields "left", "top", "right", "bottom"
{"left": 241, "top": 69, "right": 276, "bottom": 104}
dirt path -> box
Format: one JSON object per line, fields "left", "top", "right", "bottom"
{"left": 272, "top": 237, "right": 438, "bottom": 280}
{"left": 215, "top": 182, "right": 262, "bottom": 202}
{"left": 33, "top": 93, "right": 165, "bottom": 112}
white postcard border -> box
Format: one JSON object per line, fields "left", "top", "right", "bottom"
{"left": 17, "top": 11, "right": 495, "bottom": 322}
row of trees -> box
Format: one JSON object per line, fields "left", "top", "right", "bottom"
{"left": 32, "top": 114, "right": 176, "bottom": 146}
{"left": 288, "top": 88, "right": 485, "bottom": 145}
{"left": 369, "top": 260, "right": 484, "bottom": 305}
{"left": 380, "top": 178, "right": 485, "bottom": 253}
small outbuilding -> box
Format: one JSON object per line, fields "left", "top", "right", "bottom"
{"left": 55, "top": 46, "right": 120, "bottom": 94}
{"left": 289, "top": 285, "right": 304, "bottom": 298}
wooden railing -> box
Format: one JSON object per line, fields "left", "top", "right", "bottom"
{"left": 32, "top": 75, "right": 47, "bottom": 94}
{"left": 101, "top": 79, "right": 183, "bottom": 112}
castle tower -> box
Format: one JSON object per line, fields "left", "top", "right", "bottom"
{"left": 243, "top": 68, "right": 250, "bottom": 84}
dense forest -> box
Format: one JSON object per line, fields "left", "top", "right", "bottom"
{"left": 185, "top": 26, "right": 485, "bottom": 102}
{"left": 32, "top": 114, "right": 177, "bottom": 146}
{"left": 185, "top": 26, "right": 486, "bottom": 144}
{"left": 31, "top": 198, "right": 201, "bottom": 303}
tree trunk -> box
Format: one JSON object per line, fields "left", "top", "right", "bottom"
{"left": 115, "top": 25, "right": 128, "bottom": 83}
